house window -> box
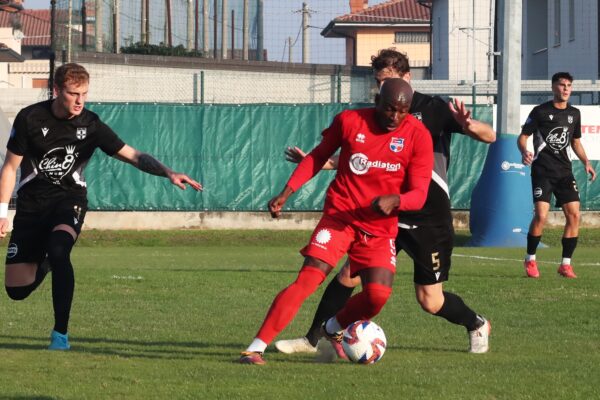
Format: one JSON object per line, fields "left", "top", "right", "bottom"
{"left": 32, "top": 79, "right": 48, "bottom": 89}
{"left": 568, "top": 0, "right": 575, "bottom": 41}
{"left": 553, "top": 0, "right": 561, "bottom": 46}
{"left": 394, "top": 32, "right": 429, "bottom": 44}
{"left": 31, "top": 47, "right": 52, "bottom": 60}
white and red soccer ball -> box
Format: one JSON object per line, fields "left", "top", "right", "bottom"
{"left": 342, "top": 320, "right": 387, "bottom": 364}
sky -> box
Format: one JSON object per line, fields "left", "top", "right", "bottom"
{"left": 22, "top": 0, "right": 389, "bottom": 64}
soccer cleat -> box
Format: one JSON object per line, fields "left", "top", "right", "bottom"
{"left": 48, "top": 330, "right": 70, "bottom": 351}
{"left": 524, "top": 260, "right": 539, "bottom": 278}
{"left": 274, "top": 337, "right": 318, "bottom": 354}
{"left": 557, "top": 264, "right": 577, "bottom": 278}
{"left": 468, "top": 317, "right": 491, "bottom": 354}
{"left": 239, "top": 351, "right": 266, "bottom": 365}
{"left": 315, "top": 324, "right": 347, "bottom": 362}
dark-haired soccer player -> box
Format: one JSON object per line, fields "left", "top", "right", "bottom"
{"left": 518, "top": 72, "right": 596, "bottom": 279}
{"left": 239, "top": 78, "right": 433, "bottom": 365}
{"left": 276, "top": 48, "right": 495, "bottom": 357}
{"left": 0, "top": 63, "right": 202, "bottom": 350}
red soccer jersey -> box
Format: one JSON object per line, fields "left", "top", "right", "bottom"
{"left": 287, "top": 108, "right": 433, "bottom": 238}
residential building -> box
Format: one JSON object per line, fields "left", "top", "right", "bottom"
{"left": 321, "top": 0, "right": 431, "bottom": 77}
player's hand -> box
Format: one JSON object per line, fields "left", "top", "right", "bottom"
{"left": 448, "top": 98, "right": 472, "bottom": 131}
{"left": 284, "top": 146, "right": 306, "bottom": 164}
{"left": 371, "top": 195, "right": 400, "bottom": 216}
{"left": 268, "top": 186, "right": 294, "bottom": 218}
{"left": 168, "top": 172, "right": 203, "bottom": 191}
{"left": 0, "top": 218, "right": 9, "bottom": 239}
{"left": 585, "top": 162, "right": 597, "bottom": 181}
{"left": 521, "top": 151, "right": 534, "bottom": 166}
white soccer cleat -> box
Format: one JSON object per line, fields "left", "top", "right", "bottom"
{"left": 274, "top": 337, "right": 317, "bottom": 354}
{"left": 468, "top": 317, "right": 491, "bottom": 354}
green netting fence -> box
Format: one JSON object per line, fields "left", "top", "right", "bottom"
{"left": 84, "top": 103, "right": 600, "bottom": 211}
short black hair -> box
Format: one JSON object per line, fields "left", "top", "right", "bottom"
{"left": 551, "top": 72, "right": 573, "bottom": 84}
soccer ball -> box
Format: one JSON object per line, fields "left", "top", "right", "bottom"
{"left": 342, "top": 320, "right": 387, "bottom": 364}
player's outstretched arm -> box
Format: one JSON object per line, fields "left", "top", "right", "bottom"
{"left": 448, "top": 98, "right": 496, "bottom": 143}
{"left": 0, "top": 151, "right": 23, "bottom": 238}
{"left": 571, "top": 138, "right": 597, "bottom": 181}
{"left": 285, "top": 146, "right": 338, "bottom": 170}
{"left": 113, "top": 144, "right": 202, "bottom": 190}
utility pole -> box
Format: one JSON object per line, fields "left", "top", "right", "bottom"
{"left": 242, "top": 0, "right": 248, "bottom": 60}
{"left": 221, "top": 0, "right": 228, "bottom": 59}
{"left": 141, "top": 0, "right": 146, "bottom": 45}
{"left": 288, "top": 36, "right": 292, "bottom": 62}
{"left": 294, "top": 3, "right": 314, "bottom": 64}
{"left": 187, "top": 0, "right": 194, "bottom": 51}
{"left": 203, "top": 0, "right": 209, "bottom": 55}
{"left": 497, "top": 0, "right": 521, "bottom": 137}
{"left": 95, "top": 0, "right": 102, "bottom": 51}
{"left": 67, "top": 0, "right": 72, "bottom": 61}
{"left": 113, "top": 0, "right": 120, "bottom": 53}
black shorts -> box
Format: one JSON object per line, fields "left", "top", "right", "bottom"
{"left": 5, "top": 193, "right": 87, "bottom": 265}
{"left": 531, "top": 172, "right": 579, "bottom": 206}
{"left": 395, "top": 224, "right": 454, "bottom": 285}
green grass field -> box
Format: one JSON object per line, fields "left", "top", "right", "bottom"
{"left": 0, "top": 229, "right": 599, "bottom": 400}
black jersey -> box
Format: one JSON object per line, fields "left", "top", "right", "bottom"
{"left": 399, "top": 91, "right": 464, "bottom": 227}
{"left": 521, "top": 101, "right": 581, "bottom": 177}
{"left": 7, "top": 100, "right": 125, "bottom": 199}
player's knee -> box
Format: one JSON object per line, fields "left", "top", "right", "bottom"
{"left": 289, "top": 267, "right": 327, "bottom": 301}
{"left": 417, "top": 296, "right": 443, "bottom": 314}
{"left": 5, "top": 285, "right": 34, "bottom": 301}
{"left": 46, "top": 231, "right": 75, "bottom": 266}
{"left": 361, "top": 284, "right": 392, "bottom": 315}
{"left": 336, "top": 271, "right": 360, "bottom": 288}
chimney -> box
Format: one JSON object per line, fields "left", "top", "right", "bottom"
{"left": 350, "top": 0, "right": 368, "bottom": 14}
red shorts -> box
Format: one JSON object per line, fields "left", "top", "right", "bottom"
{"left": 300, "top": 215, "right": 396, "bottom": 276}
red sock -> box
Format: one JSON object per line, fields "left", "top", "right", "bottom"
{"left": 335, "top": 283, "right": 392, "bottom": 328}
{"left": 256, "top": 266, "right": 326, "bottom": 344}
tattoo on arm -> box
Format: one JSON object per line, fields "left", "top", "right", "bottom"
{"left": 137, "top": 153, "right": 169, "bottom": 177}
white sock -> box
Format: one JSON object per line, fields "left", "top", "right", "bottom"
{"left": 325, "top": 317, "right": 342, "bottom": 334}
{"left": 246, "top": 338, "right": 267, "bottom": 353}
{"left": 561, "top": 257, "right": 571, "bottom": 266}
{"left": 526, "top": 254, "right": 536, "bottom": 262}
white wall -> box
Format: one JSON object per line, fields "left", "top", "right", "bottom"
{"left": 546, "top": 0, "right": 598, "bottom": 80}
{"left": 432, "top": 0, "right": 494, "bottom": 81}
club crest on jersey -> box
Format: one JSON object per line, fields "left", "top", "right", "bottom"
{"left": 76, "top": 127, "right": 87, "bottom": 140}
{"left": 389, "top": 137, "right": 404, "bottom": 153}
{"left": 38, "top": 145, "right": 78, "bottom": 183}
{"left": 355, "top": 133, "right": 366, "bottom": 143}
{"left": 549, "top": 115, "right": 554, "bottom": 121}
{"left": 41, "top": 127, "right": 49, "bottom": 137}
{"left": 568, "top": 115, "right": 573, "bottom": 124}
{"left": 412, "top": 112, "right": 423, "bottom": 122}
{"left": 546, "top": 126, "right": 569, "bottom": 151}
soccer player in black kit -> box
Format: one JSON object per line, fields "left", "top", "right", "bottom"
{"left": 518, "top": 72, "right": 596, "bottom": 279}
{"left": 0, "top": 63, "right": 202, "bottom": 350}
{"left": 276, "top": 49, "right": 496, "bottom": 357}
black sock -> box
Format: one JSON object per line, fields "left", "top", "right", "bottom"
{"left": 305, "top": 277, "right": 355, "bottom": 346}
{"left": 434, "top": 291, "right": 482, "bottom": 331}
{"left": 48, "top": 231, "right": 76, "bottom": 335}
{"left": 561, "top": 237, "right": 578, "bottom": 259}
{"left": 5, "top": 258, "right": 51, "bottom": 300}
{"left": 526, "top": 234, "right": 542, "bottom": 255}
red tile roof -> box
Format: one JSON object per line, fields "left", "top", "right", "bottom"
{"left": 0, "top": 9, "right": 50, "bottom": 46}
{"left": 336, "top": 0, "right": 430, "bottom": 24}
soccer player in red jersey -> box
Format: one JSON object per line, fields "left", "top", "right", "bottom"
{"left": 239, "top": 78, "right": 433, "bottom": 365}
